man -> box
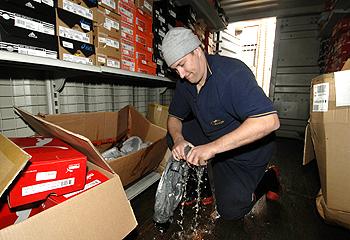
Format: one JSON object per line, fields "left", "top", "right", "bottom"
{"left": 161, "top": 27, "right": 280, "bottom": 221}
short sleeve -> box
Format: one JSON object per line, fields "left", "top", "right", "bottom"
{"left": 222, "top": 64, "right": 275, "bottom": 121}
{"left": 168, "top": 83, "right": 192, "bottom": 120}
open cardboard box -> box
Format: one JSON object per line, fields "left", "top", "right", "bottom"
{"left": 38, "top": 105, "right": 168, "bottom": 187}
{"left": 0, "top": 107, "right": 137, "bottom": 239}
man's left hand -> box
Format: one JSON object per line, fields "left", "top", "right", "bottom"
{"left": 186, "top": 144, "right": 216, "bottom": 166}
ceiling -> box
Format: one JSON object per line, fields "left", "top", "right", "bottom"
{"left": 220, "top": 0, "right": 325, "bottom": 23}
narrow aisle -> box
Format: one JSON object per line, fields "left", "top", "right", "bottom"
{"left": 126, "top": 138, "right": 350, "bottom": 240}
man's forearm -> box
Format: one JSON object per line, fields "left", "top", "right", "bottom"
{"left": 167, "top": 116, "right": 184, "bottom": 143}
{"left": 209, "top": 113, "right": 280, "bottom": 155}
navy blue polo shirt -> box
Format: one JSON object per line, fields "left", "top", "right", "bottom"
{"left": 169, "top": 54, "right": 276, "bottom": 165}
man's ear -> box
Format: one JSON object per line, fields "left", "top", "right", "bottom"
{"left": 193, "top": 47, "right": 201, "bottom": 57}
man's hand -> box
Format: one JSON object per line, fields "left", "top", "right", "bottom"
{"left": 172, "top": 137, "right": 192, "bottom": 160}
{"left": 186, "top": 143, "right": 217, "bottom": 166}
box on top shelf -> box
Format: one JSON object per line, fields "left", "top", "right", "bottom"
{"left": 2, "top": 0, "right": 55, "bottom": 19}
{"left": 39, "top": 105, "right": 168, "bottom": 186}
{"left": 8, "top": 137, "right": 87, "bottom": 208}
{"left": 134, "top": 0, "right": 153, "bottom": 17}
{"left": 97, "top": 0, "right": 118, "bottom": 13}
{"left": 118, "top": 1, "right": 135, "bottom": 25}
{"left": 58, "top": 36, "right": 96, "bottom": 65}
{"left": 120, "top": 21, "right": 134, "bottom": 41}
{"left": 135, "top": 8, "right": 153, "bottom": 37}
{"left": 135, "top": 47, "right": 152, "bottom": 63}
{"left": 57, "top": 0, "right": 97, "bottom": 21}
{"left": 135, "top": 58, "right": 156, "bottom": 75}
{"left": 119, "top": 0, "right": 135, "bottom": 7}
{"left": 121, "top": 38, "right": 135, "bottom": 58}
{"left": 93, "top": 7, "right": 121, "bottom": 39}
{"left": 0, "top": 107, "right": 137, "bottom": 239}
{"left": 121, "top": 55, "right": 135, "bottom": 71}
{"left": 0, "top": 7, "right": 57, "bottom": 59}
{"left": 56, "top": 8, "right": 94, "bottom": 44}
{"left": 94, "top": 30, "right": 121, "bottom": 68}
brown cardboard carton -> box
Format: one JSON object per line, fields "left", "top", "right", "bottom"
{"left": 342, "top": 58, "right": 350, "bottom": 71}
{"left": 316, "top": 190, "right": 350, "bottom": 230}
{"left": 146, "top": 103, "right": 169, "bottom": 129}
{"left": 94, "top": 7, "right": 121, "bottom": 39}
{"left": 309, "top": 70, "right": 350, "bottom": 212}
{"left": 39, "top": 105, "right": 167, "bottom": 186}
{"left": 0, "top": 108, "right": 137, "bottom": 239}
{"left": 94, "top": 31, "right": 121, "bottom": 59}
{"left": 134, "top": 0, "right": 153, "bottom": 16}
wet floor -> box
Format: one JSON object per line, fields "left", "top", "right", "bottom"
{"left": 125, "top": 138, "right": 350, "bottom": 240}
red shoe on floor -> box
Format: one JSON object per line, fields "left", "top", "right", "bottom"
{"left": 181, "top": 196, "right": 214, "bottom": 206}
{"left": 265, "top": 165, "right": 281, "bottom": 201}
{"left": 201, "top": 196, "right": 214, "bottom": 206}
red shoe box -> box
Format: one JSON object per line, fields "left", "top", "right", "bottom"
{"left": 0, "top": 200, "right": 43, "bottom": 230}
{"left": 134, "top": 8, "right": 153, "bottom": 36}
{"left": 135, "top": 47, "right": 153, "bottom": 62}
{"left": 135, "top": 58, "right": 156, "bottom": 75}
{"left": 118, "top": 1, "right": 135, "bottom": 25}
{"left": 135, "top": 33, "right": 153, "bottom": 50}
{"left": 8, "top": 137, "right": 87, "bottom": 208}
{"left": 121, "top": 38, "right": 135, "bottom": 58}
{"left": 43, "top": 170, "right": 109, "bottom": 208}
{"left": 121, "top": 22, "right": 134, "bottom": 42}
{"left": 121, "top": 55, "right": 135, "bottom": 71}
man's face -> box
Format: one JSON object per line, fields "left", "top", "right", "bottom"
{"left": 170, "top": 49, "right": 203, "bottom": 84}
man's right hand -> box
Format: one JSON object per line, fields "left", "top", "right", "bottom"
{"left": 172, "top": 137, "right": 192, "bottom": 160}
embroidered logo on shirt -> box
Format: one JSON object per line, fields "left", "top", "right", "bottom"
{"left": 210, "top": 119, "right": 224, "bottom": 126}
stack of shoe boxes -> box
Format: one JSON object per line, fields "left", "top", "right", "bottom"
{"left": 118, "top": 0, "right": 156, "bottom": 75}
{"left": 0, "top": 0, "right": 57, "bottom": 59}
{"left": 152, "top": 0, "right": 176, "bottom": 77}
{"left": 323, "top": 18, "right": 350, "bottom": 73}
{"left": 134, "top": 5, "right": 156, "bottom": 75}
{"left": 56, "top": 0, "right": 97, "bottom": 65}
{"left": 119, "top": 0, "right": 136, "bottom": 71}
{"left": 94, "top": 0, "right": 121, "bottom": 68}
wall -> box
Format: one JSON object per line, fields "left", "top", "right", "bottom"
{"left": 0, "top": 67, "right": 174, "bottom": 137}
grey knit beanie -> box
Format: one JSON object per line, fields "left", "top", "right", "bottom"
{"left": 161, "top": 27, "right": 201, "bottom": 67}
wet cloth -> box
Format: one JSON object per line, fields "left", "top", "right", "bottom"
{"left": 153, "top": 155, "right": 190, "bottom": 224}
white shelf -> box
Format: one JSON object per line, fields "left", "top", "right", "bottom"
{"left": 125, "top": 171, "right": 161, "bottom": 200}
{"left": 0, "top": 51, "right": 174, "bottom": 84}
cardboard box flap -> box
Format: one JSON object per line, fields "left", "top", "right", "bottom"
{"left": 117, "top": 105, "right": 129, "bottom": 141}
{"left": 14, "top": 107, "right": 114, "bottom": 174}
{"left": 0, "top": 133, "right": 31, "bottom": 198}
{"left": 303, "top": 122, "right": 315, "bottom": 165}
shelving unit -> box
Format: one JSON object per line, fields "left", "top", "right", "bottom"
{"left": 320, "top": 9, "right": 350, "bottom": 37}
{"left": 0, "top": 51, "right": 175, "bottom": 87}
{"left": 319, "top": 0, "right": 350, "bottom": 38}
{"left": 174, "top": 0, "right": 227, "bottom": 31}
